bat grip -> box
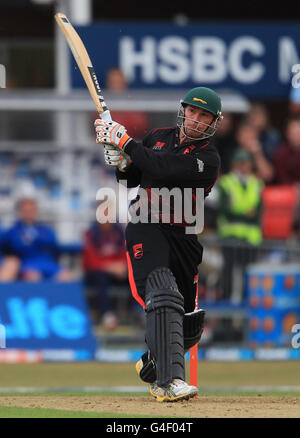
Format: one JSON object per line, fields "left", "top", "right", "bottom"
{"left": 100, "top": 110, "right": 112, "bottom": 122}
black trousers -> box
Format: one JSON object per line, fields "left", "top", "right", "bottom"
{"left": 125, "top": 222, "right": 203, "bottom": 313}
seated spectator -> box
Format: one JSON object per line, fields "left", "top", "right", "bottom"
{"left": 2, "top": 196, "right": 73, "bottom": 282}
{"left": 217, "top": 149, "right": 264, "bottom": 301}
{"left": 273, "top": 113, "right": 300, "bottom": 185}
{"left": 82, "top": 220, "right": 128, "bottom": 330}
{"left": 246, "top": 103, "right": 281, "bottom": 162}
{"left": 103, "top": 67, "right": 151, "bottom": 140}
{"left": 0, "top": 223, "right": 20, "bottom": 281}
{"left": 234, "top": 120, "right": 275, "bottom": 184}
{"left": 212, "top": 112, "right": 237, "bottom": 175}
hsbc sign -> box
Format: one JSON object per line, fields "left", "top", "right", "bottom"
{"left": 120, "top": 36, "right": 267, "bottom": 84}
{"left": 73, "top": 23, "right": 300, "bottom": 98}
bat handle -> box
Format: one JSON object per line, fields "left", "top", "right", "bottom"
{"left": 99, "top": 109, "right": 112, "bottom": 123}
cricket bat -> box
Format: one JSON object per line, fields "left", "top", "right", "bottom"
{"left": 55, "top": 12, "right": 112, "bottom": 122}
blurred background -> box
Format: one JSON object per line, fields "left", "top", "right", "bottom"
{"left": 0, "top": 0, "right": 299, "bottom": 364}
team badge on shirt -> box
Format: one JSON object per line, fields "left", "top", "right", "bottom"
{"left": 133, "top": 243, "right": 143, "bottom": 259}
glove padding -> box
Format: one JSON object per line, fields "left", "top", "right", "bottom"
{"left": 95, "top": 119, "right": 132, "bottom": 151}
{"left": 103, "top": 144, "right": 131, "bottom": 172}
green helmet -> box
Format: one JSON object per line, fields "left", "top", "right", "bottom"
{"left": 177, "top": 87, "right": 223, "bottom": 140}
{"left": 182, "top": 87, "right": 222, "bottom": 117}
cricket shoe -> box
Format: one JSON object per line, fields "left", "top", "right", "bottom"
{"left": 149, "top": 379, "right": 198, "bottom": 403}
{"left": 149, "top": 382, "right": 166, "bottom": 400}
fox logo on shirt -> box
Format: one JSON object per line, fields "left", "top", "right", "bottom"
{"left": 133, "top": 243, "right": 143, "bottom": 259}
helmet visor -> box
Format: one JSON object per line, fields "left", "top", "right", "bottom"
{"left": 177, "top": 104, "right": 222, "bottom": 140}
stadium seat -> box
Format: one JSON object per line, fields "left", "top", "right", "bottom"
{"left": 262, "top": 185, "right": 298, "bottom": 239}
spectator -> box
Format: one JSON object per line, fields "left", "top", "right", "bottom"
{"left": 235, "top": 120, "right": 274, "bottom": 184}
{"left": 104, "top": 67, "right": 151, "bottom": 140}
{"left": 289, "top": 83, "right": 300, "bottom": 114}
{"left": 0, "top": 223, "right": 19, "bottom": 281}
{"left": 2, "top": 197, "right": 73, "bottom": 282}
{"left": 212, "top": 112, "right": 237, "bottom": 174}
{"left": 217, "top": 149, "right": 264, "bottom": 301}
{"left": 105, "top": 67, "right": 128, "bottom": 93}
{"left": 82, "top": 220, "right": 128, "bottom": 330}
{"left": 246, "top": 103, "right": 281, "bottom": 162}
{"left": 273, "top": 113, "right": 300, "bottom": 185}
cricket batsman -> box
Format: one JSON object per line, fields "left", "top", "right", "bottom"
{"left": 95, "top": 87, "right": 222, "bottom": 402}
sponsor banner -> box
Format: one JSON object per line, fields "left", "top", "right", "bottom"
{"left": 1, "top": 347, "right": 300, "bottom": 363}
{"left": 72, "top": 22, "right": 300, "bottom": 98}
{"left": 97, "top": 348, "right": 300, "bottom": 362}
{"left": 0, "top": 349, "right": 96, "bottom": 363}
{"left": 0, "top": 282, "right": 98, "bottom": 355}
{"left": 0, "top": 349, "right": 43, "bottom": 363}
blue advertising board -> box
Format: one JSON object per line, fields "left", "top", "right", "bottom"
{"left": 246, "top": 264, "right": 300, "bottom": 347}
{"left": 71, "top": 22, "right": 300, "bottom": 98}
{"left": 0, "top": 282, "right": 97, "bottom": 358}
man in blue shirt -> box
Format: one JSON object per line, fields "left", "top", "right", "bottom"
{"left": 3, "top": 197, "right": 73, "bottom": 281}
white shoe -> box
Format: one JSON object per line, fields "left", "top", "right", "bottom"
{"left": 149, "top": 382, "right": 166, "bottom": 399}
{"left": 150, "top": 379, "right": 198, "bottom": 403}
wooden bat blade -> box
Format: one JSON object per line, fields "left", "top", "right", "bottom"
{"left": 55, "top": 12, "right": 109, "bottom": 117}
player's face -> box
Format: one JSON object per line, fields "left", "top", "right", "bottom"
{"left": 286, "top": 120, "right": 300, "bottom": 149}
{"left": 18, "top": 199, "right": 38, "bottom": 224}
{"left": 183, "top": 105, "right": 215, "bottom": 139}
{"left": 235, "top": 160, "right": 253, "bottom": 175}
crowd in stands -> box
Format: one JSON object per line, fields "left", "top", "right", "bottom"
{"left": 206, "top": 103, "right": 300, "bottom": 301}
{"left": 0, "top": 187, "right": 130, "bottom": 330}
{"left": 213, "top": 107, "right": 300, "bottom": 229}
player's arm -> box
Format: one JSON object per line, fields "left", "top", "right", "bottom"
{"left": 115, "top": 129, "right": 156, "bottom": 187}
{"left": 125, "top": 141, "right": 219, "bottom": 184}
{"left": 96, "top": 119, "right": 153, "bottom": 188}
{"left": 115, "top": 162, "right": 142, "bottom": 188}
{"left": 95, "top": 119, "right": 219, "bottom": 184}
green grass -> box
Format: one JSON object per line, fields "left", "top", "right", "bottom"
{"left": 0, "top": 361, "right": 300, "bottom": 418}
{"left": 0, "top": 361, "right": 300, "bottom": 388}
{"left": 0, "top": 405, "right": 155, "bottom": 418}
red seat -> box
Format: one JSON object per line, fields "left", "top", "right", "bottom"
{"left": 262, "top": 185, "right": 298, "bottom": 239}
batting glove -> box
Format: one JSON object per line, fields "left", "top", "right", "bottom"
{"left": 95, "top": 119, "right": 132, "bottom": 151}
{"left": 103, "top": 144, "right": 132, "bottom": 172}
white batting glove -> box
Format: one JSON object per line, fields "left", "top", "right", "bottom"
{"left": 103, "top": 144, "right": 131, "bottom": 172}
{"left": 95, "top": 119, "right": 132, "bottom": 151}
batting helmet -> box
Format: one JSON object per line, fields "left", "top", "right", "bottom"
{"left": 177, "top": 86, "right": 223, "bottom": 140}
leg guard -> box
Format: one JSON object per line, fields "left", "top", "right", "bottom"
{"left": 145, "top": 267, "right": 185, "bottom": 388}
{"left": 138, "top": 351, "right": 157, "bottom": 383}
{"left": 138, "top": 309, "right": 205, "bottom": 384}
{"left": 183, "top": 309, "right": 205, "bottom": 352}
